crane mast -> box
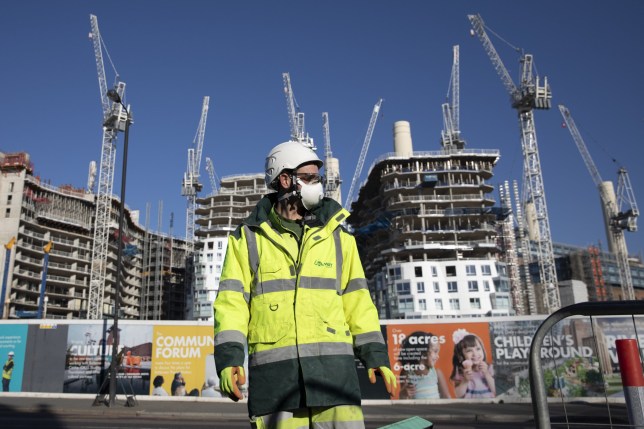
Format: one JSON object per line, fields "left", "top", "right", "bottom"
{"left": 87, "top": 14, "right": 129, "bottom": 320}
{"left": 442, "top": 45, "right": 465, "bottom": 150}
{"left": 282, "top": 72, "right": 314, "bottom": 148}
{"left": 322, "top": 112, "right": 342, "bottom": 202}
{"left": 344, "top": 99, "right": 383, "bottom": 210}
{"left": 469, "top": 13, "right": 558, "bottom": 313}
{"left": 559, "top": 105, "right": 637, "bottom": 300}
{"left": 182, "top": 96, "right": 210, "bottom": 255}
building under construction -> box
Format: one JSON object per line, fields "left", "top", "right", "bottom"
{"left": 1, "top": 137, "right": 643, "bottom": 322}
{"left": 192, "top": 172, "right": 267, "bottom": 320}
{"left": 0, "top": 151, "right": 188, "bottom": 320}
{"left": 348, "top": 121, "right": 513, "bottom": 319}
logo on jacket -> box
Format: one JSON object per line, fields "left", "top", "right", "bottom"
{"left": 314, "top": 260, "right": 333, "bottom": 269}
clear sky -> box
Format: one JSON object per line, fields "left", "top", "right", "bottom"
{"left": 2, "top": 1, "right": 643, "bottom": 258}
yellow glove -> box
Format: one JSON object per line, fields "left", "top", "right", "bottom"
{"left": 368, "top": 366, "right": 397, "bottom": 394}
{"left": 220, "top": 366, "right": 246, "bottom": 401}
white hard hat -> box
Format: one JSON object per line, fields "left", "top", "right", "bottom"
{"left": 265, "top": 141, "right": 323, "bottom": 190}
{"left": 8, "top": 351, "right": 14, "bottom": 356}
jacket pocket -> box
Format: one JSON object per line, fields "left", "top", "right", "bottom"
{"left": 321, "top": 319, "right": 351, "bottom": 340}
{"left": 248, "top": 321, "right": 292, "bottom": 344}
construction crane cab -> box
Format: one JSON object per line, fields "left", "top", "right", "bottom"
{"left": 512, "top": 55, "right": 552, "bottom": 111}
{"left": 613, "top": 210, "right": 637, "bottom": 232}
{"left": 102, "top": 85, "right": 129, "bottom": 131}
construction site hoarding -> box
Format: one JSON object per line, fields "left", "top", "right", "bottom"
{"left": 0, "top": 316, "right": 641, "bottom": 400}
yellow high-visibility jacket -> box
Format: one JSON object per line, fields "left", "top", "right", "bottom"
{"left": 214, "top": 194, "right": 389, "bottom": 417}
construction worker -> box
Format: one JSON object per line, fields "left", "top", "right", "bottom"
{"left": 214, "top": 141, "right": 396, "bottom": 429}
{"left": 3, "top": 351, "right": 15, "bottom": 392}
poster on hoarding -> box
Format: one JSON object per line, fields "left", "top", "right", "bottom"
{"left": 150, "top": 325, "right": 234, "bottom": 398}
{"left": 64, "top": 323, "right": 152, "bottom": 394}
{"left": 386, "top": 322, "right": 493, "bottom": 400}
{"left": 0, "top": 324, "right": 28, "bottom": 392}
{"left": 490, "top": 317, "right": 611, "bottom": 399}
{"left": 591, "top": 316, "right": 644, "bottom": 396}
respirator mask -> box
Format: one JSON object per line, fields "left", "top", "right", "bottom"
{"left": 296, "top": 176, "right": 324, "bottom": 210}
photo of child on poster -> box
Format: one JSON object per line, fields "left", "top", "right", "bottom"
{"left": 387, "top": 322, "right": 493, "bottom": 400}
{"left": 450, "top": 328, "right": 495, "bottom": 398}
{"left": 396, "top": 331, "right": 450, "bottom": 399}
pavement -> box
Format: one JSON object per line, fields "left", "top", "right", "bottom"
{"left": 0, "top": 393, "right": 631, "bottom": 426}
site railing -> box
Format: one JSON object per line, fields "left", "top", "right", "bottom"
{"left": 529, "top": 300, "right": 644, "bottom": 429}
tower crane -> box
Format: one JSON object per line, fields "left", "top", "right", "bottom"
{"left": 558, "top": 104, "right": 638, "bottom": 301}
{"left": 441, "top": 45, "right": 465, "bottom": 149}
{"left": 344, "top": 99, "right": 383, "bottom": 210}
{"left": 205, "top": 157, "right": 219, "bottom": 195}
{"left": 88, "top": 14, "right": 130, "bottom": 320}
{"left": 181, "top": 96, "right": 210, "bottom": 255}
{"left": 322, "top": 112, "right": 342, "bottom": 202}
{"left": 468, "top": 13, "right": 559, "bottom": 314}
{"left": 282, "top": 72, "right": 314, "bottom": 149}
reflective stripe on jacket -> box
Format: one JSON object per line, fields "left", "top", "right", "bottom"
{"left": 214, "top": 194, "right": 389, "bottom": 417}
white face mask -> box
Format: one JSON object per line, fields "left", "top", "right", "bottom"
{"left": 297, "top": 179, "right": 324, "bottom": 210}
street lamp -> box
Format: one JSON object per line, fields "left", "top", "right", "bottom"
{"left": 105, "top": 88, "right": 131, "bottom": 407}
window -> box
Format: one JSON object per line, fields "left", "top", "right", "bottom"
{"left": 388, "top": 267, "right": 402, "bottom": 281}
{"left": 6, "top": 195, "right": 12, "bottom": 204}
{"left": 447, "top": 281, "right": 458, "bottom": 293}
{"left": 433, "top": 282, "right": 440, "bottom": 293}
{"left": 5, "top": 208, "right": 10, "bottom": 218}
{"left": 9, "top": 182, "right": 14, "bottom": 192}
{"left": 470, "top": 298, "right": 481, "bottom": 309}
{"left": 418, "top": 299, "right": 427, "bottom": 311}
{"left": 396, "top": 282, "right": 411, "bottom": 295}
{"left": 449, "top": 298, "right": 460, "bottom": 310}
{"left": 207, "top": 253, "right": 213, "bottom": 262}
{"left": 468, "top": 280, "right": 479, "bottom": 292}
{"left": 217, "top": 241, "right": 223, "bottom": 250}
{"left": 216, "top": 264, "right": 221, "bottom": 272}
{"left": 496, "top": 263, "right": 507, "bottom": 276}
{"left": 466, "top": 265, "right": 476, "bottom": 276}
{"left": 495, "top": 279, "right": 510, "bottom": 292}
{"left": 483, "top": 280, "right": 491, "bottom": 292}
{"left": 435, "top": 298, "right": 443, "bottom": 310}
{"left": 446, "top": 266, "right": 456, "bottom": 277}
{"left": 209, "top": 265, "right": 213, "bottom": 274}
{"left": 217, "top": 252, "right": 222, "bottom": 261}
{"left": 495, "top": 296, "right": 510, "bottom": 309}
{"left": 416, "top": 282, "right": 425, "bottom": 293}
{"left": 398, "top": 297, "right": 414, "bottom": 311}
{"left": 208, "top": 242, "right": 214, "bottom": 250}
{"left": 414, "top": 266, "right": 423, "bottom": 278}
{"left": 481, "top": 265, "right": 492, "bottom": 276}
{"left": 431, "top": 266, "right": 438, "bottom": 277}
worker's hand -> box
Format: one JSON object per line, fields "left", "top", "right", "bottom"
{"left": 220, "top": 366, "right": 246, "bottom": 402}
{"left": 368, "top": 366, "right": 397, "bottom": 394}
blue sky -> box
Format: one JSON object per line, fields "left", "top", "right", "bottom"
{"left": 2, "top": 1, "right": 643, "bottom": 258}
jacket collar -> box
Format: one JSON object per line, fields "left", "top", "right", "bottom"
{"left": 243, "top": 193, "right": 348, "bottom": 230}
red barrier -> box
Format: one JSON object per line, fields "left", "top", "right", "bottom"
{"left": 615, "top": 339, "right": 644, "bottom": 387}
